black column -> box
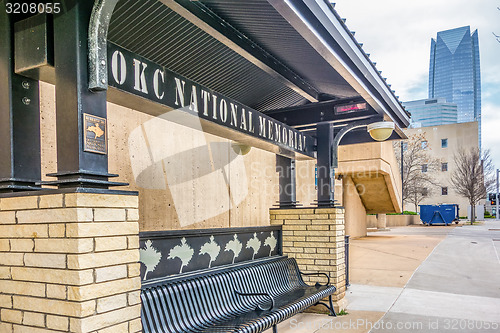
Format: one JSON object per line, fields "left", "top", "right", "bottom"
{"left": 316, "top": 123, "right": 336, "bottom": 207}
{"left": 45, "top": 0, "right": 124, "bottom": 188}
{"left": 0, "top": 7, "right": 41, "bottom": 192}
{"left": 276, "top": 155, "right": 297, "bottom": 208}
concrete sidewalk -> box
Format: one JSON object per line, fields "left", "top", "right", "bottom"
{"left": 266, "top": 221, "right": 500, "bottom": 332}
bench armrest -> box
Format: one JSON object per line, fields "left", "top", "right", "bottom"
{"left": 235, "top": 290, "right": 275, "bottom": 311}
{"left": 300, "top": 271, "right": 330, "bottom": 287}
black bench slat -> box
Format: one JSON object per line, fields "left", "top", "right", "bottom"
{"left": 206, "top": 286, "right": 336, "bottom": 333}
{"left": 142, "top": 257, "right": 336, "bottom": 333}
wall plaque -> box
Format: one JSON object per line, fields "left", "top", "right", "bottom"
{"left": 83, "top": 113, "right": 107, "bottom": 154}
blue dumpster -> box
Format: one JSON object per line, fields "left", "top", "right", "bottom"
{"left": 419, "top": 204, "right": 459, "bottom": 226}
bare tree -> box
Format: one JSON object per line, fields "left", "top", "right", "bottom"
{"left": 394, "top": 133, "right": 441, "bottom": 212}
{"left": 450, "top": 148, "right": 495, "bottom": 224}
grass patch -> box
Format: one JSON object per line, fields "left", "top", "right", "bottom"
{"left": 337, "top": 309, "right": 349, "bottom": 316}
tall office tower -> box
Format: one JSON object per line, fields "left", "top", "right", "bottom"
{"left": 429, "top": 26, "right": 481, "bottom": 147}
{"left": 403, "top": 98, "right": 458, "bottom": 128}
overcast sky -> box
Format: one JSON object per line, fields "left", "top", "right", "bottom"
{"left": 334, "top": 0, "right": 500, "bottom": 173}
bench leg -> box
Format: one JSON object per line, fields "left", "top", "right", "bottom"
{"left": 273, "top": 324, "right": 278, "bottom": 333}
{"left": 315, "top": 295, "right": 336, "bottom": 317}
{"left": 328, "top": 295, "right": 336, "bottom": 317}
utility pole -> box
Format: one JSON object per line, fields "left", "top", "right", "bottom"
{"left": 496, "top": 169, "right": 499, "bottom": 220}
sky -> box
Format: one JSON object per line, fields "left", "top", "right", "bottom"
{"left": 334, "top": 0, "right": 500, "bottom": 172}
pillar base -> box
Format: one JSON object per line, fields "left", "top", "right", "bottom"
{"left": 42, "top": 171, "right": 128, "bottom": 189}
{"left": 270, "top": 207, "right": 346, "bottom": 311}
{"left": 274, "top": 201, "right": 300, "bottom": 209}
{"left": 0, "top": 178, "right": 42, "bottom": 193}
{"left": 0, "top": 191, "right": 142, "bottom": 332}
{"left": 313, "top": 198, "right": 342, "bottom": 208}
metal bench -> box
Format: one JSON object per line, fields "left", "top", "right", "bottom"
{"left": 141, "top": 256, "right": 336, "bottom": 333}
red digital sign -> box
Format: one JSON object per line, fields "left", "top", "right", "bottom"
{"left": 335, "top": 102, "right": 368, "bottom": 113}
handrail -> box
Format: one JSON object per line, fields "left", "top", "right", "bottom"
{"left": 300, "top": 271, "right": 330, "bottom": 286}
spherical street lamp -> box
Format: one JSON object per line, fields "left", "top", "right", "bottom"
{"left": 367, "top": 121, "right": 395, "bottom": 141}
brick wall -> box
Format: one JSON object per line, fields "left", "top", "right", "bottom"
{"left": 0, "top": 192, "right": 142, "bottom": 333}
{"left": 270, "top": 207, "right": 346, "bottom": 310}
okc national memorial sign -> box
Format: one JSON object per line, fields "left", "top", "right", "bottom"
{"left": 106, "top": 42, "right": 315, "bottom": 158}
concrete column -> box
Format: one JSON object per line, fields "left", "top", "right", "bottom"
{"left": 376, "top": 213, "right": 388, "bottom": 230}
{"left": 0, "top": 192, "right": 142, "bottom": 332}
{"left": 270, "top": 207, "right": 347, "bottom": 312}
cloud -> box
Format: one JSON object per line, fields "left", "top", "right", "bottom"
{"left": 335, "top": 0, "right": 499, "bottom": 95}
{"left": 482, "top": 102, "right": 500, "bottom": 170}
{"left": 334, "top": 0, "right": 500, "bottom": 169}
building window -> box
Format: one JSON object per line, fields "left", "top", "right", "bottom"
{"left": 442, "top": 162, "right": 448, "bottom": 171}
{"left": 422, "top": 164, "right": 428, "bottom": 173}
{"left": 422, "top": 188, "right": 428, "bottom": 196}
{"left": 442, "top": 187, "right": 448, "bottom": 195}
{"left": 441, "top": 138, "right": 448, "bottom": 148}
{"left": 421, "top": 140, "right": 428, "bottom": 150}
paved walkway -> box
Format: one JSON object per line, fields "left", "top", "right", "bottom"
{"left": 266, "top": 221, "right": 500, "bottom": 332}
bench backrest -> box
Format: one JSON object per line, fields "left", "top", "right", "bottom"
{"left": 139, "top": 226, "right": 282, "bottom": 283}
{"left": 141, "top": 257, "right": 304, "bottom": 333}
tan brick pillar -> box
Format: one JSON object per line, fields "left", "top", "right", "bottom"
{"left": 0, "top": 192, "right": 142, "bottom": 333}
{"left": 270, "top": 207, "right": 346, "bottom": 312}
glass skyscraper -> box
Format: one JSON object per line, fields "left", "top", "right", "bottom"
{"left": 403, "top": 98, "right": 458, "bottom": 128}
{"left": 428, "top": 26, "right": 481, "bottom": 146}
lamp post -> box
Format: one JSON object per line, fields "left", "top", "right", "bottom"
{"left": 316, "top": 120, "right": 395, "bottom": 207}
{"left": 332, "top": 121, "right": 395, "bottom": 171}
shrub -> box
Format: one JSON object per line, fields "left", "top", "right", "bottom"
{"left": 387, "top": 211, "right": 418, "bottom": 215}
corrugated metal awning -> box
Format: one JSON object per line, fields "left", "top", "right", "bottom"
{"left": 108, "top": 0, "right": 309, "bottom": 112}
{"left": 107, "top": 0, "right": 409, "bottom": 133}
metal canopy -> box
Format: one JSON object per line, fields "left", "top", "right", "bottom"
{"left": 196, "top": 0, "right": 358, "bottom": 101}
{"left": 105, "top": 0, "right": 409, "bottom": 140}
{"left": 108, "top": 0, "right": 308, "bottom": 112}
{"left": 1, "top": 0, "right": 410, "bottom": 199}
{"left": 6, "top": 0, "right": 411, "bottom": 172}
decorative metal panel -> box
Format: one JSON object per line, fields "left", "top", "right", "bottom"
{"left": 139, "top": 226, "right": 282, "bottom": 282}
